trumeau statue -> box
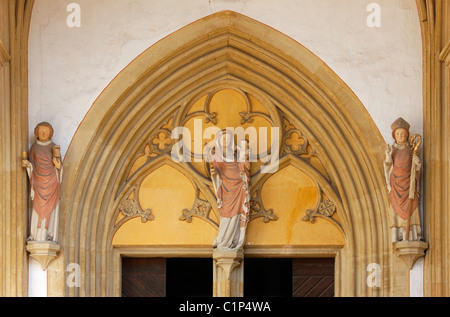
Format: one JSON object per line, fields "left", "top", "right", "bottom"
{"left": 209, "top": 129, "right": 250, "bottom": 250}
{"left": 22, "top": 122, "right": 62, "bottom": 242}
{"left": 384, "top": 117, "right": 423, "bottom": 242}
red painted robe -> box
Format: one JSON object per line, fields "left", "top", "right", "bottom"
{"left": 388, "top": 145, "right": 420, "bottom": 221}
{"left": 212, "top": 157, "right": 250, "bottom": 221}
{"left": 29, "top": 141, "right": 61, "bottom": 228}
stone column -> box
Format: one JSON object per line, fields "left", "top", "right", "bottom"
{"left": 0, "top": 0, "right": 35, "bottom": 297}
{"left": 213, "top": 249, "right": 244, "bottom": 297}
{"left": 417, "top": 0, "right": 450, "bottom": 296}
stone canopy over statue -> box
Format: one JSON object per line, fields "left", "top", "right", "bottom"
{"left": 209, "top": 129, "right": 250, "bottom": 250}
{"left": 384, "top": 117, "right": 422, "bottom": 242}
{"left": 22, "top": 122, "right": 62, "bottom": 242}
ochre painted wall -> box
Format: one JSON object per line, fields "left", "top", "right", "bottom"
{"left": 112, "top": 164, "right": 344, "bottom": 247}
{"left": 247, "top": 165, "right": 344, "bottom": 246}
{"left": 112, "top": 164, "right": 218, "bottom": 245}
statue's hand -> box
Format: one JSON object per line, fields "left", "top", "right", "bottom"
{"left": 385, "top": 144, "right": 393, "bottom": 162}
{"left": 53, "top": 157, "right": 62, "bottom": 170}
{"left": 210, "top": 165, "right": 216, "bottom": 176}
{"left": 412, "top": 155, "right": 421, "bottom": 168}
{"left": 22, "top": 159, "right": 31, "bottom": 168}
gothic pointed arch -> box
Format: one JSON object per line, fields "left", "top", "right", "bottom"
{"left": 60, "top": 10, "right": 389, "bottom": 296}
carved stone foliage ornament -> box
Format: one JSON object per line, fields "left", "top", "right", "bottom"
{"left": 302, "top": 188, "right": 341, "bottom": 231}
{"left": 114, "top": 188, "right": 154, "bottom": 233}
{"left": 119, "top": 198, "right": 154, "bottom": 223}
{"left": 249, "top": 195, "right": 278, "bottom": 223}
{"left": 179, "top": 197, "right": 218, "bottom": 228}
{"left": 303, "top": 199, "right": 336, "bottom": 222}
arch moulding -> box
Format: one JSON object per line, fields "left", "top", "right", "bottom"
{"left": 58, "top": 11, "right": 391, "bottom": 297}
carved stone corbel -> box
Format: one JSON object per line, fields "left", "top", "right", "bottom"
{"left": 26, "top": 241, "right": 61, "bottom": 271}
{"left": 394, "top": 241, "right": 428, "bottom": 270}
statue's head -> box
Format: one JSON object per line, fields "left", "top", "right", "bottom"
{"left": 34, "top": 122, "right": 54, "bottom": 142}
{"left": 215, "top": 129, "right": 235, "bottom": 160}
{"left": 217, "top": 129, "right": 234, "bottom": 149}
{"left": 391, "top": 117, "right": 410, "bottom": 145}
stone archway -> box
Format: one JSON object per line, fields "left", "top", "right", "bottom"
{"left": 59, "top": 11, "right": 389, "bottom": 297}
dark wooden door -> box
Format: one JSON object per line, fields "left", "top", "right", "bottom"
{"left": 244, "top": 258, "right": 292, "bottom": 297}
{"left": 292, "top": 258, "right": 335, "bottom": 297}
{"left": 166, "top": 258, "right": 213, "bottom": 297}
{"left": 122, "top": 257, "right": 212, "bottom": 297}
{"left": 121, "top": 258, "right": 166, "bottom": 297}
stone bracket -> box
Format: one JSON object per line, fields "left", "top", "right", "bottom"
{"left": 26, "top": 241, "right": 61, "bottom": 271}
{"left": 394, "top": 240, "right": 428, "bottom": 270}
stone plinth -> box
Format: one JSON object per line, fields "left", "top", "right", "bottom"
{"left": 213, "top": 249, "right": 244, "bottom": 297}
{"left": 26, "top": 241, "right": 61, "bottom": 271}
{"left": 395, "top": 241, "right": 428, "bottom": 270}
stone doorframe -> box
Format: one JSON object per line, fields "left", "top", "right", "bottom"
{"left": 57, "top": 11, "right": 395, "bottom": 297}
{"left": 112, "top": 245, "right": 342, "bottom": 297}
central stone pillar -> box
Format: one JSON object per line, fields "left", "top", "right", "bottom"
{"left": 213, "top": 249, "right": 244, "bottom": 297}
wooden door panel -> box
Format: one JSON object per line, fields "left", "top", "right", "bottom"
{"left": 121, "top": 258, "right": 166, "bottom": 297}
{"left": 292, "top": 258, "right": 334, "bottom": 297}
